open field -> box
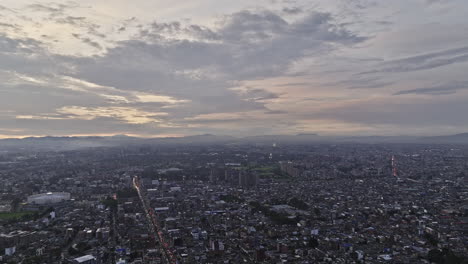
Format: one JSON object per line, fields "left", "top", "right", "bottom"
{"left": 0, "top": 211, "right": 35, "bottom": 221}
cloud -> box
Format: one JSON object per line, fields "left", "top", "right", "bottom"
{"left": 217, "top": 10, "right": 288, "bottom": 42}
{"left": 0, "top": 35, "right": 63, "bottom": 78}
{"left": 56, "top": 16, "right": 87, "bottom": 26}
{"left": 276, "top": 82, "right": 310, "bottom": 87}
{"left": 26, "top": 2, "right": 79, "bottom": 18}
{"left": 0, "top": 34, "right": 43, "bottom": 54}
{"left": 324, "top": 76, "right": 394, "bottom": 89}
{"left": 423, "top": 0, "right": 443, "bottom": 5}
{"left": 1, "top": 1, "right": 467, "bottom": 137}
{"left": 393, "top": 81, "right": 468, "bottom": 95}
{"left": 360, "top": 46, "right": 468, "bottom": 74}
{"left": 265, "top": 110, "right": 288, "bottom": 115}
{"left": 311, "top": 96, "right": 468, "bottom": 127}
{"left": 282, "top": 7, "right": 303, "bottom": 15}
{"left": 71, "top": 33, "right": 102, "bottom": 49}
{"left": 56, "top": 106, "right": 167, "bottom": 124}
{"left": 0, "top": 22, "right": 18, "bottom": 29}
{"left": 134, "top": 9, "right": 364, "bottom": 79}
{"left": 66, "top": 8, "right": 364, "bottom": 121}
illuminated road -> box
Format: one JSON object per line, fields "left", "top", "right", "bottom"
{"left": 133, "top": 176, "right": 177, "bottom": 264}
{"left": 391, "top": 155, "right": 398, "bottom": 177}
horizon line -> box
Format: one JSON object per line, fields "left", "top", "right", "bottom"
{"left": 1, "top": 132, "right": 467, "bottom": 140}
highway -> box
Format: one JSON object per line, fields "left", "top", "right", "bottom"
{"left": 133, "top": 176, "right": 177, "bottom": 264}
{"left": 391, "top": 155, "right": 398, "bottom": 177}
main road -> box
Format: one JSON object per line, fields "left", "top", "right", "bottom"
{"left": 133, "top": 176, "right": 177, "bottom": 264}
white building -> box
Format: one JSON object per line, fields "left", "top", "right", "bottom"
{"left": 5, "top": 247, "right": 15, "bottom": 256}
{"left": 73, "top": 255, "right": 96, "bottom": 264}
{"left": 27, "top": 192, "right": 71, "bottom": 205}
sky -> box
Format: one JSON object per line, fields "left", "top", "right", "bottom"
{"left": 1, "top": 0, "right": 468, "bottom": 138}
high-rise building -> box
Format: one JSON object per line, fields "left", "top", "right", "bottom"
{"left": 238, "top": 170, "right": 258, "bottom": 188}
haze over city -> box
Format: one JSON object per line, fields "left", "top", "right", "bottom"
{"left": 1, "top": 0, "right": 468, "bottom": 138}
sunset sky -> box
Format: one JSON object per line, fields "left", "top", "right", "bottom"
{"left": 1, "top": 0, "right": 468, "bottom": 138}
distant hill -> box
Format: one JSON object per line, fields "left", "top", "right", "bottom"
{"left": 419, "top": 133, "right": 468, "bottom": 144}
{"left": 242, "top": 134, "right": 320, "bottom": 144}
{"left": 144, "top": 134, "right": 236, "bottom": 145}
{"left": 1, "top": 132, "right": 467, "bottom": 151}
{"left": 0, "top": 136, "right": 126, "bottom": 151}
{"left": 0, "top": 134, "right": 237, "bottom": 151}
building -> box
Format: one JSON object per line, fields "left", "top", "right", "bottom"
{"left": 238, "top": 170, "right": 258, "bottom": 188}
{"left": 73, "top": 255, "right": 96, "bottom": 264}
{"left": 27, "top": 192, "right": 71, "bottom": 205}
{"left": 279, "top": 161, "right": 302, "bottom": 177}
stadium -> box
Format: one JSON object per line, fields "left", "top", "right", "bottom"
{"left": 27, "top": 192, "right": 71, "bottom": 205}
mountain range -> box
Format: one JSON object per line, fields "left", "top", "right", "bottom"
{"left": 1, "top": 133, "right": 468, "bottom": 151}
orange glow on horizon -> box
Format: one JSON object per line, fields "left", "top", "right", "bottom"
{"left": 0, "top": 133, "right": 187, "bottom": 139}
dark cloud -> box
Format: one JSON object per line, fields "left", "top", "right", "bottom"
{"left": 265, "top": 110, "right": 288, "bottom": 115}
{"left": 87, "top": 26, "right": 106, "bottom": 39}
{"left": 26, "top": 2, "right": 79, "bottom": 18}
{"left": 65, "top": 9, "right": 363, "bottom": 119}
{"left": 394, "top": 81, "right": 468, "bottom": 96}
{"left": 375, "top": 21, "right": 393, "bottom": 26}
{"left": 0, "top": 83, "right": 106, "bottom": 113}
{"left": 423, "top": 0, "right": 443, "bottom": 5}
{"left": 185, "top": 25, "right": 219, "bottom": 40}
{"left": 217, "top": 10, "right": 288, "bottom": 42}
{"left": 0, "top": 23, "right": 19, "bottom": 30}
{"left": 150, "top": 21, "right": 182, "bottom": 34}
{"left": 0, "top": 35, "right": 60, "bottom": 77}
{"left": 0, "top": 35, "right": 42, "bottom": 54}
{"left": 26, "top": 3, "right": 62, "bottom": 13}
{"left": 360, "top": 46, "right": 468, "bottom": 74}
{"left": 276, "top": 82, "right": 310, "bottom": 87}
{"left": 55, "top": 16, "right": 87, "bottom": 26}
{"left": 311, "top": 97, "right": 468, "bottom": 127}
{"left": 116, "top": 17, "right": 138, "bottom": 34}
{"left": 282, "top": 7, "right": 303, "bottom": 15}
{"left": 71, "top": 33, "right": 102, "bottom": 49}
{"left": 240, "top": 88, "right": 280, "bottom": 101}
{"left": 25, "top": 2, "right": 105, "bottom": 42}
{"left": 219, "top": 11, "right": 364, "bottom": 79}
{"left": 323, "top": 76, "right": 394, "bottom": 90}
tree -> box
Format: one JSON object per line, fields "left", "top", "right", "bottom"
{"left": 308, "top": 237, "right": 319, "bottom": 248}
{"left": 424, "top": 233, "right": 439, "bottom": 247}
{"left": 428, "top": 249, "right": 444, "bottom": 264}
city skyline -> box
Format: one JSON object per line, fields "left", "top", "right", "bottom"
{"left": 1, "top": 0, "right": 468, "bottom": 138}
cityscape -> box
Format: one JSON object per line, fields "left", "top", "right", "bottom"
{"left": 1, "top": 0, "right": 468, "bottom": 263}
{"left": 0, "top": 137, "right": 466, "bottom": 263}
